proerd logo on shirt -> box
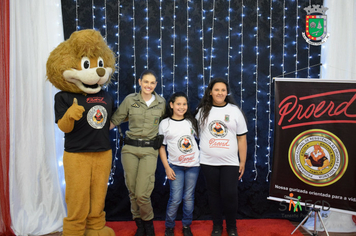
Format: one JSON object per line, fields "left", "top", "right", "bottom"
{"left": 86, "top": 97, "right": 107, "bottom": 104}
{"left": 178, "top": 135, "right": 194, "bottom": 153}
{"left": 87, "top": 105, "right": 107, "bottom": 129}
{"left": 178, "top": 152, "right": 196, "bottom": 163}
{"left": 208, "top": 120, "right": 230, "bottom": 149}
{"left": 209, "top": 120, "right": 228, "bottom": 138}
{"left": 209, "top": 138, "right": 230, "bottom": 149}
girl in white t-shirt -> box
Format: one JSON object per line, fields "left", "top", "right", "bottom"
{"left": 159, "top": 92, "right": 200, "bottom": 236}
{"left": 195, "top": 78, "right": 248, "bottom": 236}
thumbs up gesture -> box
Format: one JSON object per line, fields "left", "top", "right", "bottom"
{"left": 67, "top": 98, "right": 85, "bottom": 121}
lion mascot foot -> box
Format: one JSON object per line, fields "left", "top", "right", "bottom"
{"left": 84, "top": 226, "right": 115, "bottom": 236}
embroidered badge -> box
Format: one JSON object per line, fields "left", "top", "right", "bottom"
{"left": 154, "top": 117, "right": 159, "bottom": 125}
{"left": 225, "top": 115, "right": 230, "bottom": 122}
{"left": 131, "top": 103, "right": 140, "bottom": 108}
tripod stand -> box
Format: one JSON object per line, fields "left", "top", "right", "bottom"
{"left": 291, "top": 207, "right": 329, "bottom": 236}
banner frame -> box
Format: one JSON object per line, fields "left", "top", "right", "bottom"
{"left": 269, "top": 78, "right": 356, "bottom": 214}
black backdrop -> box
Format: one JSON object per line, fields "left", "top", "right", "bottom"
{"left": 60, "top": 0, "right": 323, "bottom": 221}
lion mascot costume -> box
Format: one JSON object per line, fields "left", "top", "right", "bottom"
{"left": 46, "top": 29, "right": 116, "bottom": 236}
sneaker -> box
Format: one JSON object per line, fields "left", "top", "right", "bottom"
{"left": 227, "top": 228, "right": 238, "bottom": 236}
{"left": 183, "top": 226, "right": 193, "bottom": 236}
{"left": 165, "top": 227, "right": 174, "bottom": 236}
{"left": 211, "top": 225, "right": 223, "bottom": 236}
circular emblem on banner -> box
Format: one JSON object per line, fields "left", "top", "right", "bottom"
{"left": 178, "top": 135, "right": 194, "bottom": 154}
{"left": 209, "top": 120, "right": 228, "bottom": 138}
{"left": 289, "top": 129, "right": 348, "bottom": 187}
{"left": 87, "top": 105, "right": 107, "bottom": 129}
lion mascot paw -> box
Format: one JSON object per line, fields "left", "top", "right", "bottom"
{"left": 46, "top": 29, "right": 116, "bottom": 236}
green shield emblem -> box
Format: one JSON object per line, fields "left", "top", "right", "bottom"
{"left": 308, "top": 18, "right": 324, "bottom": 38}
{"left": 302, "top": 5, "right": 329, "bottom": 45}
{"left": 305, "top": 15, "right": 327, "bottom": 41}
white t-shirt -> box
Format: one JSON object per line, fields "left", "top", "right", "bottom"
{"left": 195, "top": 103, "right": 248, "bottom": 166}
{"left": 146, "top": 94, "right": 155, "bottom": 107}
{"left": 159, "top": 118, "right": 200, "bottom": 167}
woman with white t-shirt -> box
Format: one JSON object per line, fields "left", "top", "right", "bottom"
{"left": 195, "top": 78, "right": 248, "bottom": 236}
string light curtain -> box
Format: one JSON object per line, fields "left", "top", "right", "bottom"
{"left": 61, "top": 0, "right": 323, "bottom": 220}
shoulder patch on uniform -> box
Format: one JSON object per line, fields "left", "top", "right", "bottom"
{"left": 131, "top": 103, "right": 140, "bottom": 108}
{"left": 154, "top": 117, "right": 159, "bottom": 125}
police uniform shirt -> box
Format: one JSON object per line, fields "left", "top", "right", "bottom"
{"left": 55, "top": 90, "right": 114, "bottom": 152}
{"left": 196, "top": 103, "right": 248, "bottom": 166}
{"left": 111, "top": 91, "right": 165, "bottom": 140}
{"left": 159, "top": 118, "right": 200, "bottom": 167}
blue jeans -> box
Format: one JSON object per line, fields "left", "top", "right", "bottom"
{"left": 165, "top": 164, "right": 200, "bottom": 228}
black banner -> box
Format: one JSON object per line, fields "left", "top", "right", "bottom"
{"left": 270, "top": 79, "right": 356, "bottom": 214}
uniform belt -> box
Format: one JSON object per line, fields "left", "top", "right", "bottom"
{"left": 124, "top": 137, "right": 155, "bottom": 147}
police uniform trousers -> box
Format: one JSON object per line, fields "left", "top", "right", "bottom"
{"left": 121, "top": 144, "right": 158, "bottom": 221}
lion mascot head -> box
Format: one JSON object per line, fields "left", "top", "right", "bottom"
{"left": 46, "top": 29, "right": 115, "bottom": 94}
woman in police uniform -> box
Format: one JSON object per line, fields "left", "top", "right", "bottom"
{"left": 110, "top": 70, "right": 165, "bottom": 236}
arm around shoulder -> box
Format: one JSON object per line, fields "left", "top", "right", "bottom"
{"left": 111, "top": 96, "right": 131, "bottom": 126}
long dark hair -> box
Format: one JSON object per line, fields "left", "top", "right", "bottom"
{"left": 163, "top": 92, "right": 199, "bottom": 137}
{"left": 195, "top": 78, "right": 236, "bottom": 126}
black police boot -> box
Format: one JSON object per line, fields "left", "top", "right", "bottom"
{"left": 134, "top": 218, "right": 145, "bottom": 236}
{"left": 143, "top": 219, "right": 155, "bottom": 236}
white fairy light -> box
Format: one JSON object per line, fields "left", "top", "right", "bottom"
{"left": 146, "top": 0, "right": 149, "bottom": 69}
{"left": 295, "top": 0, "right": 299, "bottom": 78}
{"left": 201, "top": 0, "right": 206, "bottom": 94}
{"left": 186, "top": 0, "right": 190, "bottom": 96}
{"left": 252, "top": 0, "right": 260, "bottom": 181}
{"left": 75, "top": 0, "right": 79, "bottom": 30}
{"left": 240, "top": 1, "right": 244, "bottom": 109}
{"left": 132, "top": 0, "right": 137, "bottom": 92}
{"left": 172, "top": 0, "right": 177, "bottom": 93}
{"left": 282, "top": 0, "right": 286, "bottom": 77}
{"left": 103, "top": 1, "right": 107, "bottom": 38}
{"left": 159, "top": 0, "right": 164, "bottom": 96}
{"left": 209, "top": 0, "right": 216, "bottom": 81}
{"left": 108, "top": 1, "right": 122, "bottom": 186}
{"left": 266, "top": 0, "right": 273, "bottom": 182}
{"left": 227, "top": 0, "right": 231, "bottom": 84}
{"left": 92, "top": 0, "right": 95, "bottom": 29}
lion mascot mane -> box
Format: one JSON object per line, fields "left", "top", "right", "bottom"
{"left": 46, "top": 29, "right": 116, "bottom": 236}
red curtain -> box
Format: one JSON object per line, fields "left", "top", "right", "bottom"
{"left": 0, "top": 0, "right": 14, "bottom": 235}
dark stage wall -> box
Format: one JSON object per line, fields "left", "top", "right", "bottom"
{"left": 60, "top": 0, "right": 323, "bottom": 221}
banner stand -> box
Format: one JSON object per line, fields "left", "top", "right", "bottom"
{"left": 292, "top": 207, "right": 329, "bottom": 236}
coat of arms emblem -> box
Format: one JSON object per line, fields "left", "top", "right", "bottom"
{"left": 302, "top": 5, "right": 329, "bottom": 46}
